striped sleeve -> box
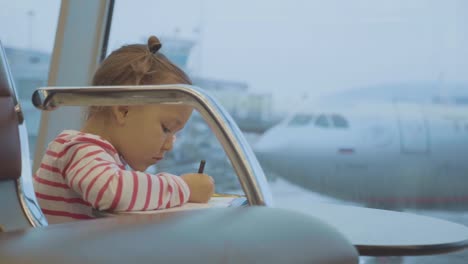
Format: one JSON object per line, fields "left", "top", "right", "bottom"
{"left": 63, "top": 145, "right": 190, "bottom": 211}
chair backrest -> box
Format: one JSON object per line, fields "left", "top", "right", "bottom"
{"left": 0, "top": 41, "right": 47, "bottom": 231}
{"left": 0, "top": 43, "right": 21, "bottom": 182}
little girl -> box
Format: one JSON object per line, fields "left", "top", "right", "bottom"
{"left": 34, "top": 36, "right": 215, "bottom": 224}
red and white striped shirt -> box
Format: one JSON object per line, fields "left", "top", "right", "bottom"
{"left": 34, "top": 130, "right": 190, "bottom": 224}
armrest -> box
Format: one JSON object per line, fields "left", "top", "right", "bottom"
{"left": 0, "top": 207, "right": 358, "bottom": 264}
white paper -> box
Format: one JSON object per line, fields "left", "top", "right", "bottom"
{"left": 112, "top": 197, "right": 245, "bottom": 215}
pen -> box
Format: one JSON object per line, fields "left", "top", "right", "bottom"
{"left": 198, "top": 160, "right": 206, "bottom": 173}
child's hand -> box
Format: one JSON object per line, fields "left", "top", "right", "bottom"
{"left": 181, "top": 173, "right": 215, "bottom": 203}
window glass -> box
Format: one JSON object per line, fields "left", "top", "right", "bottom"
{"left": 0, "top": 0, "right": 61, "bottom": 158}
{"left": 315, "top": 114, "right": 329, "bottom": 127}
{"left": 109, "top": 2, "right": 468, "bottom": 262}
{"left": 331, "top": 114, "right": 349, "bottom": 128}
{"left": 288, "top": 114, "right": 314, "bottom": 126}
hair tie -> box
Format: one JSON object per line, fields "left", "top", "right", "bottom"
{"left": 147, "top": 35, "right": 162, "bottom": 53}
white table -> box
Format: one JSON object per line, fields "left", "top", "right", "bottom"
{"left": 285, "top": 202, "right": 468, "bottom": 256}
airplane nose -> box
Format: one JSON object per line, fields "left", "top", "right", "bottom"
{"left": 254, "top": 131, "right": 280, "bottom": 155}
{"left": 253, "top": 129, "right": 289, "bottom": 170}
{"left": 254, "top": 135, "right": 276, "bottom": 155}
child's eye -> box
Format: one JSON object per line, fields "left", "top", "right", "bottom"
{"left": 162, "top": 125, "right": 172, "bottom": 134}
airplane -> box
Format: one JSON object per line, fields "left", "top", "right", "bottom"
{"left": 254, "top": 81, "right": 468, "bottom": 211}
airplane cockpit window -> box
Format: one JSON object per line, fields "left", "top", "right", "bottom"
{"left": 331, "top": 114, "right": 349, "bottom": 128}
{"left": 287, "top": 114, "right": 314, "bottom": 126}
{"left": 315, "top": 114, "right": 330, "bottom": 128}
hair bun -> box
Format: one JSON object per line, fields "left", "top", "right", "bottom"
{"left": 147, "top": 35, "right": 162, "bottom": 53}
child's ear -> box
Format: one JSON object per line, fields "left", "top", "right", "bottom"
{"left": 111, "top": 106, "right": 129, "bottom": 125}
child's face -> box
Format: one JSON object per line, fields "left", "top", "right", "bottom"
{"left": 112, "top": 104, "right": 193, "bottom": 171}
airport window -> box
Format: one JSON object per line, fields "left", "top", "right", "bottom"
{"left": 331, "top": 114, "right": 349, "bottom": 128}
{"left": 288, "top": 114, "right": 314, "bottom": 126}
{"left": 315, "top": 114, "right": 330, "bottom": 127}
{"left": 107, "top": 2, "right": 468, "bottom": 262}
{"left": 0, "top": 0, "right": 61, "bottom": 159}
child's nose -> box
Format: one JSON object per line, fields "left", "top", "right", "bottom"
{"left": 162, "top": 135, "right": 174, "bottom": 151}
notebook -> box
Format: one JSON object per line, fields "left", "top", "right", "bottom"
{"left": 106, "top": 196, "right": 248, "bottom": 215}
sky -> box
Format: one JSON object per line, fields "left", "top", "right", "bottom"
{"left": 1, "top": 0, "right": 468, "bottom": 112}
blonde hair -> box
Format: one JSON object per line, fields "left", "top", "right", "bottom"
{"left": 88, "top": 35, "right": 192, "bottom": 118}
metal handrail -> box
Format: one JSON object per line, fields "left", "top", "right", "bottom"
{"left": 32, "top": 84, "right": 273, "bottom": 206}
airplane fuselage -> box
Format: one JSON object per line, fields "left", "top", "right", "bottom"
{"left": 255, "top": 99, "right": 468, "bottom": 210}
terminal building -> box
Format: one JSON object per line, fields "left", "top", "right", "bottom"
{"left": 5, "top": 37, "right": 277, "bottom": 141}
